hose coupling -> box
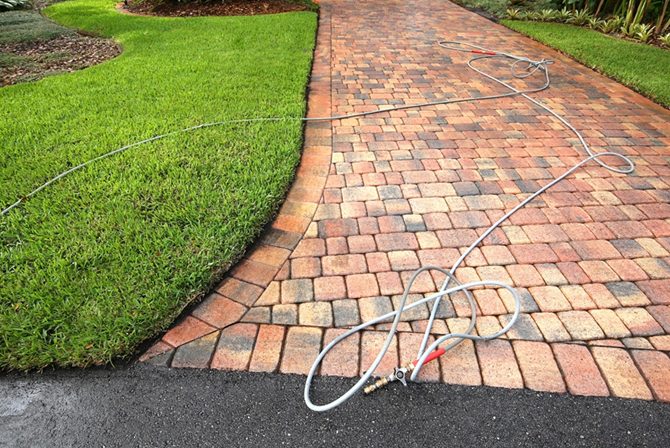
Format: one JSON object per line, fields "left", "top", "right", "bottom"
{"left": 364, "top": 376, "right": 390, "bottom": 395}
{"left": 364, "top": 362, "right": 416, "bottom": 395}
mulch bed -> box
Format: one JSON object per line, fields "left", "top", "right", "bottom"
{"left": 124, "top": 0, "right": 313, "bottom": 17}
{"left": 1, "top": 34, "right": 121, "bottom": 87}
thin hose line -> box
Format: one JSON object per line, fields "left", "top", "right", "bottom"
{"left": 413, "top": 41, "right": 630, "bottom": 359}
{"left": 2, "top": 50, "right": 553, "bottom": 216}
{"left": 1, "top": 117, "right": 286, "bottom": 216}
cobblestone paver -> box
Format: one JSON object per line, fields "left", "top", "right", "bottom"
{"left": 141, "top": 0, "right": 670, "bottom": 402}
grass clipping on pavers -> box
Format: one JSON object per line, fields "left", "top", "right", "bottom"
{"left": 0, "top": 0, "right": 316, "bottom": 370}
{"left": 502, "top": 20, "right": 670, "bottom": 110}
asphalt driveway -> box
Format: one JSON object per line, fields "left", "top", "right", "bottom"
{"left": 2, "top": 364, "right": 669, "bottom": 447}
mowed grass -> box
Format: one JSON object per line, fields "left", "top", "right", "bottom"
{"left": 0, "top": 0, "right": 316, "bottom": 370}
{"left": 0, "top": 10, "right": 75, "bottom": 44}
{"left": 502, "top": 20, "right": 670, "bottom": 109}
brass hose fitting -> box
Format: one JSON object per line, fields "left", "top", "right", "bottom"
{"left": 364, "top": 376, "right": 389, "bottom": 395}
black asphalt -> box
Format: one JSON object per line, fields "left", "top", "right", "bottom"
{"left": 2, "top": 364, "right": 670, "bottom": 447}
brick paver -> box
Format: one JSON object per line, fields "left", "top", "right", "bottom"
{"left": 211, "top": 324, "right": 257, "bottom": 371}
{"left": 142, "top": 0, "right": 670, "bottom": 404}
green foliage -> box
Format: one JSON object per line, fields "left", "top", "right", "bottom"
{"left": 556, "top": 7, "right": 572, "bottom": 21}
{"left": 569, "top": 8, "right": 593, "bottom": 25}
{"left": 482, "top": 0, "right": 668, "bottom": 27}
{"left": 538, "top": 8, "right": 559, "bottom": 21}
{"left": 453, "top": 0, "right": 510, "bottom": 18}
{"left": 502, "top": 20, "right": 670, "bottom": 108}
{"left": 586, "top": 16, "right": 602, "bottom": 28}
{"left": 1, "top": 0, "right": 317, "bottom": 370}
{"left": 0, "top": 0, "right": 30, "bottom": 11}
{"left": 659, "top": 32, "right": 670, "bottom": 44}
{"left": 633, "top": 22, "right": 655, "bottom": 40}
{"left": 295, "top": 0, "right": 320, "bottom": 11}
{"left": 599, "top": 16, "right": 624, "bottom": 32}
{"left": 506, "top": 7, "right": 522, "bottom": 19}
{"left": 660, "top": 14, "right": 670, "bottom": 33}
{"left": 618, "top": 0, "right": 656, "bottom": 35}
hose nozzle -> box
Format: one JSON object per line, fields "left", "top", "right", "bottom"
{"left": 363, "top": 349, "right": 447, "bottom": 396}
{"left": 364, "top": 362, "right": 416, "bottom": 395}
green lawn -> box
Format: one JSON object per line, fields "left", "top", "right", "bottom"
{"left": 502, "top": 20, "right": 670, "bottom": 109}
{"left": 0, "top": 0, "right": 316, "bottom": 370}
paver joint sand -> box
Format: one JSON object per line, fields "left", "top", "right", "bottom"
{"left": 142, "top": 0, "right": 670, "bottom": 403}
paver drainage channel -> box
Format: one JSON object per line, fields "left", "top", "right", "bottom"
{"left": 141, "top": 0, "right": 670, "bottom": 403}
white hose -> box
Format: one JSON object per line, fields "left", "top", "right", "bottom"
{"left": 1, "top": 43, "right": 553, "bottom": 217}
{"left": 303, "top": 42, "right": 634, "bottom": 411}
{"left": 1, "top": 41, "right": 636, "bottom": 412}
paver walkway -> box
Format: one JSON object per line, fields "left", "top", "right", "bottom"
{"left": 141, "top": 0, "right": 670, "bottom": 402}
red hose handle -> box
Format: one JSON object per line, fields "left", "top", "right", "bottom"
{"left": 471, "top": 50, "right": 497, "bottom": 55}
{"left": 414, "top": 347, "right": 446, "bottom": 366}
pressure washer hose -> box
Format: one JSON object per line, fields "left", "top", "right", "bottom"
{"left": 1, "top": 42, "right": 635, "bottom": 412}
{"left": 303, "top": 41, "right": 633, "bottom": 412}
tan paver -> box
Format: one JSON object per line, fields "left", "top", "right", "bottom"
{"left": 476, "top": 340, "right": 524, "bottom": 389}
{"left": 211, "top": 324, "right": 257, "bottom": 371}
{"left": 513, "top": 341, "right": 566, "bottom": 393}
{"left": 591, "top": 347, "right": 653, "bottom": 400}
{"left": 280, "top": 327, "right": 323, "bottom": 376}
{"left": 321, "top": 329, "right": 360, "bottom": 378}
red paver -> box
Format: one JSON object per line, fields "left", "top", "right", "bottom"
{"left": 230, "top": 259, "right": 278, "bottom": 288}
{"left": 314, "top": 276, "right": 347, "bottom": 301}
{"left": 360, "top": 331, "right": 399, "bottom": 378}
{"left": 139, "top": 341, "right": 173, "bottom": 363}
{"left": 249, "top": 324, "right": 285, "bottom": 373}
{"left": 509, "top": 244, "right": 559, "bottom": 264}
{"left": 552, "top": 343, "right": 609, "bottom": 397}
{"left": 398, "top": 332, "right": 440, "bottom": 383}
{"left": 647, "top": 305, "right": 670, "bottom": 333}
{"left": 191, "top": 293, "right": 248, "bottom": 329}
{"left": 162, "top": 316, "right": 216, "bottom": 348}
{"left": 142, "top": 0, "right": 670, "bottom": 404}
{"left": 216, "top": 277, "right": 264, "bottom": 307}
{"left": 615, "top": 307, "right": 665, "bottom": 336}
{"left": 631, "top": 350, "right": 670, "bottom": 402}
{"left": 507, "top": 264, "right": 545, "bottom": 287}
